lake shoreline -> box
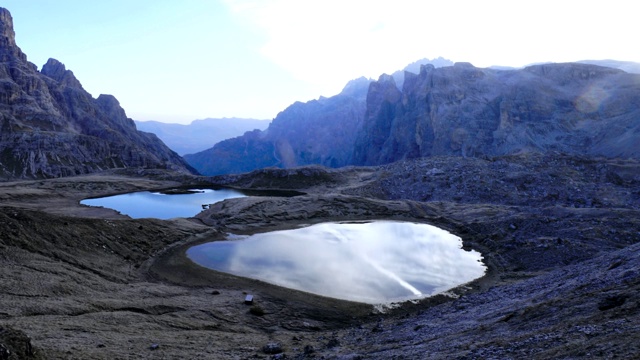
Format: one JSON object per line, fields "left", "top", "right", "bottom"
{"left": 185, "top": 221, "right": 486, "bottom": 304}
{"left": 2, "top": 155, "right": 639, "bottom": 358}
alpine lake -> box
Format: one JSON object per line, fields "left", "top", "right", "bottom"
{"left": 80, "top": 188, "right": 245, "bottom": 219}
{"left": 82, "top": 189, "right": 486, "bottom": 305}
{"left": 188, "top": 221, "right": 485, "bottom": 304}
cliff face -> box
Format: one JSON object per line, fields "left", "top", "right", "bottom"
{"left": 189, "top": 59, "right": 640, "bottom": 176}
{"left": 185, "top": 77, "right": 371, "bottom": 176}
{"left": 353, "top": 62, "right": 640, "bottom": 165}
{"left": 0, "top": 8, "right": 196, "bottom": 178}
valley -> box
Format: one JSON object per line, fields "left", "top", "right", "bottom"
{"left": 1, "top": 5, "right": 639, "bottom": 359}
{"left": 1, "top": 153, "right": 639, "bottom": 359}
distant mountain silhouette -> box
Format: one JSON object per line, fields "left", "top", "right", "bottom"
{"left": 188, "top": 60, "right": 640, "bottom": 175}
{"left": 489, "top": 60, "right": 640, "bottom": 74}
{"left": 184, "top": 77, "right": 371, "bottom": 175}
{"left": 0, "top": 8, "right": 195, "bottom": 178}
{"left": 185, "top": 58, "right": 456, "bottom": 176}
{"left": 353, "top": 62, "right": 640, "bottom": 165}
{"left": 392, "top": 57, "right": 454, "bottom": 88}
{"left": 576, "top": 59, "right": 640, "bottom": 74}
{"left": 135, "top": 118, "right": 269, "bottom": 155}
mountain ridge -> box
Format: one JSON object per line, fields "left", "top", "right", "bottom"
{"left": 353, "top": 62, "right": 640, "bottom": 165}
{"left": 134, "top": 117, "right": 269, "bottom": 156}
{"left": 0, "top": 8, "right": 195, "bottom": 179}
{"left": 184, "top": 77, "right": 372, "bottom": 175}
{"left": 183, "top": 59, "right": 456, "bottom": 176}
{"left": 186, "top": 60, "right": 640, "bottom": 175}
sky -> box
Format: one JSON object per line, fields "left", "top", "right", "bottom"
{"left": 2, "top": 0, "right": 638, "bottom": 124}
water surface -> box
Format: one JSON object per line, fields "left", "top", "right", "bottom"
{"left": 81, "top": 188, "right": 244, "bottom": 219}
{"left": 187, "top": 221, "right": 485, "bottom": 304}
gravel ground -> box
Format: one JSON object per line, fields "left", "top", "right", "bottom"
{"left": 1, "top": 154, "right": 639, "bottom": 359}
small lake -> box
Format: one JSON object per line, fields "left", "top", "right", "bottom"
{"left": 187, "top": 221, "right": 486, "bottom": 304}
{"left": 80, "top": 188, "right": 245, "bottom": 219}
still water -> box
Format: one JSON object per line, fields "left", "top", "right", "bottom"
{"left": 80, "top": 188, "right": 244, "bottom": 219}
{"left": 187, "top": 221, "right": 486, "bottom": 304}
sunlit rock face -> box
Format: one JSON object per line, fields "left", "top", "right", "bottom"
{"left": 0, "top": 7, "right": 196, "bottom": 178}
{"left": 353, "top": 62, "right": 640, "bottom": 165}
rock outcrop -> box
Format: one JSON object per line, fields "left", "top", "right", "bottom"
{"left": 353, "top": 62, "right": 640, "bottom": 165}
{"left": 1, "top": 153, "right": 639, "bottom": 358}
{"left": 0, "top": 8, "right": 196, "bottom": 179}
{"left": 184, "top": 77, "right": 371, "bottom": 175}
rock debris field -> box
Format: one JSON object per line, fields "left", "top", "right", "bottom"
{"left": 1, "top": 154, "right": 639, "bottom": 359}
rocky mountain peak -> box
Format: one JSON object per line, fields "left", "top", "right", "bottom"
{"left": 41, "top": 58, "right": 83, "bottom": 89}
{"left": 0, "top": 7, "right": 27, "bottom": 63}
{"left": 340, "top": 76, "right": 372, "bottom": 98}
{"left": 453, "top": 61, "right": 475, "bottom": 68}
{"left": 419, "top": 63, "right": 436, "bottom": 75}
{"left": 0, "top": 8, "right": 16, "bottom": 48}
{"left": 353, "top": 62, "right": 640, "bottom": 165}
{"left": 369, "top": 73, "right": 401, "bottom": 103}
{"left": 377, "top": 73, "right": 396, "bottom": 84}
{"left": 0, "top": 6, "right": 195, "bottom": 178}
{"left": 96, "top": 94, "right": 124, "bottom": 114}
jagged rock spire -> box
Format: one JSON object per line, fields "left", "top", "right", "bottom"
{"left": 0, "top": 7, "right": 27, "bottom": 62}
{"left": 0, "top": 6, "right": 196, "bottom": 178}
{"left": 0, "top": 7, "right": 16, "bottom": 48}
{"left": 41, "top": 58, "right": 84, "bottom": 89}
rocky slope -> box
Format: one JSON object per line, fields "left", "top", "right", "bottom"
{"left": 353, "top": 62, "right": 640, "bottom": 165}
{"left": 185, "top": 58, "right": 460, "bottom": 177}
{"left": 184, "top": 77, "right": 371, "bottom": 175}
{"left": 187, "top": 59, "right": 640, "bottom": 175}
{"left": 1, "top": 153, "right": 638, "bottom": 358}
{"left": 135, "top": 117, "right": 269, "bottom": 155}
{"left": 0, "top": 8, "right": 195, "bottom": 179}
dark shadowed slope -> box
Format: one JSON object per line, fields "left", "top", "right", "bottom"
{"left": 184, "top": 77, "right": 371, "bottom": 175}
{"left": 187, "top": 60, "right": 640, "bottom": 176}
{"left": 0, "top": 8, "right": 196, "bottom": 179}
{"left": 353, "top": 62, "right": 640, "bottom": 165}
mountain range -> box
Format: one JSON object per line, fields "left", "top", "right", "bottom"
{"left": 183, "top": 58, "right": 455, "bottom": 175}
{"left": 2, "top": 3, "right": 639, "bottom": 180}
{"left": 353, "top": 62, "right": 640, "bottom": 165}
{"left": 135, "top": 118, "right": 269, "bottom": 156}
{"left": 0, "top": 8, "right": 195, "bottom": 179}
{"left": 1, "top": 6, "right": 640, "bottom": 358}
{"left": 184, "top": 77, "right": 372, "bottom": 175}
{"left": 185, "top": 59, "right": 640, "bottom": 175}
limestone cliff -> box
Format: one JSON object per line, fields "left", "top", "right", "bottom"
{"left": 353, "top": 62, "right": 640, "bottom": 165}
{"left": 0, "top": 8, "right": 196, "bottom": 178}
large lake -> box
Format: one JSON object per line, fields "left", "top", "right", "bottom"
{"left": 80, "top": 188, "right": 245, "bottom": 219}
{"left": 187, "top": 221, "right": 486, "bottom": 304}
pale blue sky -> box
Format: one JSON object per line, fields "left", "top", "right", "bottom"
{"left": 3, "top": 0, "right": 638, "bottom": 124}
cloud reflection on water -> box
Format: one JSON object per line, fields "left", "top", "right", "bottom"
{"left": 80, "top": 189, "right": 244, "bottom": 219}
{"left": 187, "top": 221, "right": 486, "bottom": 304}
